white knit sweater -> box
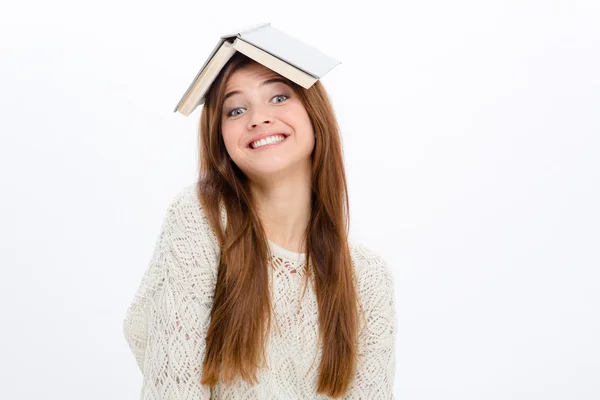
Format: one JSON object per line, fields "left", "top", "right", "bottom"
{"left": 123, "top": 184, "right": 397, "bottom": 399}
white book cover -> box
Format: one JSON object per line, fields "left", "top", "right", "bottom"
{"left": 174, "top": 23, "right": 340, "bottom": 115}
{"left": 225, "top": 23, "right": 341, "bottom": 78}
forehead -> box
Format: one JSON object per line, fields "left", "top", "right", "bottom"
{"left": 224, "top": 63, "right": 283, "bottom": 91}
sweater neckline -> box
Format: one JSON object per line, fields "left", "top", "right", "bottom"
{"left": 268, "top": 239, "right": 306, "bottom": 264}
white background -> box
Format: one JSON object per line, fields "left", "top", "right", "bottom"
{"left": 1, "top": 0, "right": 598, "bottom": 399}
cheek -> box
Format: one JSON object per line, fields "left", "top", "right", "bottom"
{"left": 221, "top": 121, "right": 242, "bottom": 145}
{"left": 283, "top": 104, "right": 313, "bottom": 135}
{"left": 220, "top": 127, "right": 241, "bottom": 157}
{"left": 298, "top": 111, "right": 314, "bottom": 140}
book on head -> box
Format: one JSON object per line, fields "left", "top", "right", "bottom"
{"left": 174, "top": 23, "right": 341, "bottom": 117}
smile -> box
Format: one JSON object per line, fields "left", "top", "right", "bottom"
{"left": 249, "top": 134, "right": 288, "bottom": 150}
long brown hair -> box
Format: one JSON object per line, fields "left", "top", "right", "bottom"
{"left": 196, "top": 51, "right": 361, "bottom": 398}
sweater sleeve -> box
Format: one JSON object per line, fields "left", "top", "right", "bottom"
{"left": 344, "top": 247, "right": 397, "bottom": 399}
{"left": 123, "top": 187, "right": 218, "bottom": 400}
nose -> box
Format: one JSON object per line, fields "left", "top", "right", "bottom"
{"left": 247, "top": 104, "right": 275, "bottom": 130}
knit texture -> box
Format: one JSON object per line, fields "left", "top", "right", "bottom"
{"left": 123, "top": 184, "right": 397, "bottom": 399}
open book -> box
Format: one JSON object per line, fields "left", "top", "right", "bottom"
{"left": 174, "top": 23, "right": 341, "bottom": 117}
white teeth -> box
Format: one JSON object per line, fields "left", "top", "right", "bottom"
{"left": 251, "top": 135, "right": 286, "bottom": 149}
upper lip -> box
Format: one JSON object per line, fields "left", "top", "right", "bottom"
{"left": 247, "top": 132, "right": 290, "bottom": 148}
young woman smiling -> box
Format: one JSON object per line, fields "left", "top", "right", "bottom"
{"left": 124, "top": 51, "right": 397, "bottom": 399}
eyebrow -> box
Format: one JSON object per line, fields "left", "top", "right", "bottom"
{"left": 223, "top": 77, "right": 291, "bottom": 103}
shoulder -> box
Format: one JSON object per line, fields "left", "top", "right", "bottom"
{"left": 349, "top": 240, "right": 396, "bottom": 309}
{"left": 349, "top": 239, "right": 394, "bottom": 281}
{"left": 158, "top": 182, "right": 202, "bottom": 238}
{"left": 164, "top": 182, "right": 224, "bottom": 237}
{"left": 165, "top": 182, "right": 202, "bottom": 215}
{"left": 159, "top": 182, "right": 221, "bottom": 277}
{"left": 161, "top": 182, "right": 213, "bottom": 233}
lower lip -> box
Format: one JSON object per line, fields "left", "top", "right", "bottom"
{"left": 249, "top": 136, "right": 289, "bottom": 151}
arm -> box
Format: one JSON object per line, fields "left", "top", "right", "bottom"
{"left": 123, "top": 214, "right": 170, "bottom": 373}
{"left": 123, "top": 189, "right": 218, "bottom": 399}
{"left": 344, "top": 250, "right": 397, "bottom": 399}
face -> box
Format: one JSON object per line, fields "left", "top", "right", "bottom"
{"left": 220, "top": 63, "right": 315, "bottom": 182}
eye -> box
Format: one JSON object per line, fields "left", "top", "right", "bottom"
{"left": 271, "top": 94, "right": 289, "bottom": 103}
{"left": 228, "top": 107, "right": 244, "bottom": 117}
{"left": 225, "top": 94, "right": 289, "bottom": 118}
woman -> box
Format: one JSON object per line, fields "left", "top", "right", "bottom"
{"left": 123, "top": 51, "right": 397, "bottom": 399}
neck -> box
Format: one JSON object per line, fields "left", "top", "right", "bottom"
{"left": 249, "top": 164, "right": 311, "bottom": 253}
